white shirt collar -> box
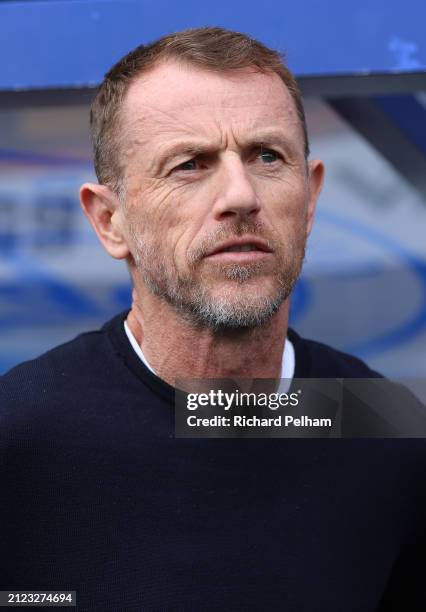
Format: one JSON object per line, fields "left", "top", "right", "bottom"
{"left": 124, "top": 320, "right": 295, "bottom": 390}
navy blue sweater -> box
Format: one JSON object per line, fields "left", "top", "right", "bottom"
{"left": 1, "top": 310, "right": 426, "bottom": 611}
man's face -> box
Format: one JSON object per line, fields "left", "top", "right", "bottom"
{"left": 119, "top": 61, "right": 321, "bottom": 330}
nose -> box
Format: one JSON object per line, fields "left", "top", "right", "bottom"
{"left": 212, "top": 154, "right": 261, "bottom": 220}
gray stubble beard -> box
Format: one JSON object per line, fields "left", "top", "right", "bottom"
{"left": 130, "top": 228, "right": 305, "bottom": 331}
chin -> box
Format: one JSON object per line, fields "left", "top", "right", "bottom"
{"left": 197, "top": 302, "right": 284, "bottom": 331}
{"left": 189, "top": 285, "right": 287, "bottom": 331}
{"left": 208, "top": 276, "right": 280, "bottom": 298}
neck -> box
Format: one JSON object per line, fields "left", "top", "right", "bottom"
{"left": 126, "top": 285, "right": 289, "bottom": 389}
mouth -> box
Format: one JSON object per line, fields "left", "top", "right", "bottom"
{"left": 205, "top": 238, "right": 273, "bottom": 261}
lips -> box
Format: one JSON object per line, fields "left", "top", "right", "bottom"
{"left": 206, "top": 237, "right": 272, "bottom": 257}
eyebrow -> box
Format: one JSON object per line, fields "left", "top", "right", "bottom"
{"left": 153, "top": 130, "right": 297, "bottom": 173}
{"left": 154, "top": 142, "right": 215, "bottom": 173}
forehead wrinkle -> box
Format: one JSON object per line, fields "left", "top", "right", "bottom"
{"left": 121, "top": 76, "right": 304, "bottom": 177}
{"left": 124, "top": 73, "right": 297, "bottom": 133}
{"left": 123, "top": 105, "right": 227, "bottom": 174}
{"left": 128, "top": 105, "right": 297, "bottom": 149}
{"left": 122, "top": 67, "right": 299, "bottom": 136}
{"left": 119, "top": 109, "right": 196, "bottom": 178}
{"left": 124, "top": 101, "right": 222, "bottom": 149}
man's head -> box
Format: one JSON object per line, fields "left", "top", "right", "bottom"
{"left": 81, "top": 27, "right": 324, "bottom": 331}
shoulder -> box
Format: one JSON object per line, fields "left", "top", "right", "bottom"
{"left": 1, "top": 310, "right": 129, "bottom": 389}
{"left": 287, "top": 328, "right": 382, "bottom": 378}
{"left": 1, "top": 328, "right": 106, "bottom": 387}
{"left": 0, "top": 316, "right": 123, "bottom": 429}
{"left": 287, "top": 329, "right": 426, "bottom": 436}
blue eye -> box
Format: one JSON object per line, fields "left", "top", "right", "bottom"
{"left": 259, "top": 149, "right": 278, "bottom": 163}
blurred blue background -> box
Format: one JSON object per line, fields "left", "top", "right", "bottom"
{"left": 1, "top": 0, "right": 425, "bottom": 386}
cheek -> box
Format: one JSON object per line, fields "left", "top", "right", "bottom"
{"left": 260, "top": 179, "right": 307, "bottom": 225}
{"left": 153, "top": 182, "right": 211, "bottom": 258}
{"left": 143, "top": 197, "right": 199, "bottom": 267}
{"left": 126, "top": 180, "right": 185, "bottom": 238}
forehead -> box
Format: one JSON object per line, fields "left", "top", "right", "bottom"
{"left": 121, "top": 60, "right": 302, "bottom": 151}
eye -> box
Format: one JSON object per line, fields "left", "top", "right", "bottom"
{"left": 259, "top": 148, "right": 279, "bottom": 164}
{"left": 174, "top": 158, "right": 198, "bottom": 171}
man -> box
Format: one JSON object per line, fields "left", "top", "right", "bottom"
{"left": 1, "top": 27, "right": 426, "bottom": 611}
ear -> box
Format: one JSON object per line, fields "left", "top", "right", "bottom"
{"left": 80, "top": 183, "right": 130, "bottom": 260}
{"left": 306, "top": 159, "right": 325, "bottom": 236}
